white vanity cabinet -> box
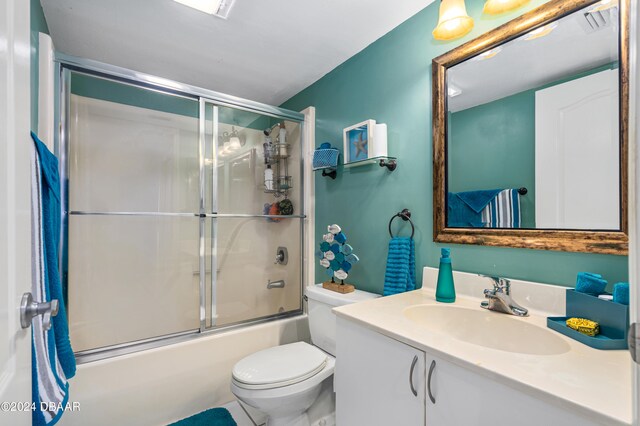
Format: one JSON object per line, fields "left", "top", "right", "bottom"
{"left": 336, "top": 317, "right": 426, "bottom": 426}
{"left": 337, "top": 317, "right": 602, "bottom": 426}
{"left": 425, "top": 352, "right": 601, "bottom": 426}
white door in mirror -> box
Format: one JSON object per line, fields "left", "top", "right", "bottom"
{"left": 535, "top": 69, "right": 619, "bottom": 230}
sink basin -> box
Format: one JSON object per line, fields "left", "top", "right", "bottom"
{"left": 403, "top": 305, "right": 571, "bottom": 355}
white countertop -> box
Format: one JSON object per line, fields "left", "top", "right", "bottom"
{"left": 333, "top": 269, "right": 633, "bottom": 426}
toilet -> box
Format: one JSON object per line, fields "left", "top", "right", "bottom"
{"left": 230, "top": 284, "right": 379, "bottom": 426}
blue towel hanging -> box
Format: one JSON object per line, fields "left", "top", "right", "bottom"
{"left": 447, "top": 189, "right": 502, "bottom": 227}
{"left": 31, "top": 132, "right": 75, "bottom": 426}
{"left": 448, "top": 189, "right": 522, "bottom": 228}
{"left": 483, "top": 189, "right": 521, "bottom": 228}
{"left": 383, "top": 237, "right": 416, "bottom": 296}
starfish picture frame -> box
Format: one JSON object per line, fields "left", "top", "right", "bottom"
{"left": 343, "top": 119, "right": 377, "bottom": 164}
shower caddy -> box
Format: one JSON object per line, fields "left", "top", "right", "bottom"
{"left": 263, "top": 123, "right": 292, "bottom": 198}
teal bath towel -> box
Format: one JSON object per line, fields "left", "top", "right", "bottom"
{"left": 31, "top": 132, "right": 75, "bottom": 426}
{"left": 169, "top": 407, "right": 237, "bottom": 426}
{"left": 447, "top": 189, "right": 502, "bottom": 227}
{"left": 383, "top": 237, "right": 416, "bottom": 296}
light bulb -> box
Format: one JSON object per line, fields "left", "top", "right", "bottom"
{"left": 229, "top": 136, "right": 241, "bottom": 150}
{"left": 475, "top": 46, "right": 502, "bottom": 60}
{"left": 433, "top": 0, "right": 474, "bottom": 41}
{"left": 523, "top": 23, "right": 558, "bottom": 41}
{"left": 589, "top": 0, "right": 617, "bottom": 12}
{"left": 483, "top": 0, "right": 530, "bottom": 15}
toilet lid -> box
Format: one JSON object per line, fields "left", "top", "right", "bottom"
{"left": 232, "top": 342, "right": 327, "bottom": 388}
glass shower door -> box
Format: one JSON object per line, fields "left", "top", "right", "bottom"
{"left": 66, "top": 72, "right": 202, "bottom": 352}
{"left": 63, "top": 68, "right": 305, "bottom": 358}
{"left": 202, "top": 102, "right": 303, "bottom": 328}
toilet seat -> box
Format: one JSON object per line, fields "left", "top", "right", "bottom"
{"left": 231, "top": 355, "right": 335, "bottom": 401}
{"left": 232, "top": 342, "right": 328, "bottom": 390}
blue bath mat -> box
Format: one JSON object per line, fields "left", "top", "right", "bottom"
{"left": 168, "top": 407, "right": 237, "bottom": 426}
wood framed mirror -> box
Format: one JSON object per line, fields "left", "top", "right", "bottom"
{"left": 432, "top": 0, "right": 629, "bottom": 255}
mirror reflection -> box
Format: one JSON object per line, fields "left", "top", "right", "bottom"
{"left": 446, "top": 1, "right": 620, "bottom": 230}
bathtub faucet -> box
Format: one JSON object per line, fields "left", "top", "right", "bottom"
{"left": 267, "top": 279, "right": 285, "bottom": 289}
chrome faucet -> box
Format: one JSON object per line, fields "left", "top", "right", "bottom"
{"left": 480, "top": 275, "right": 528, "bottom": 317}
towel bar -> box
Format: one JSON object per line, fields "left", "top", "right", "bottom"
{"left": 388, "top": 209, "right": 415, "bottom": 239}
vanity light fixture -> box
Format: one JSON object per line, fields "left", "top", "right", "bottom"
{"left": 474, "top": 46, "right": 503, "bottom": 60}
{"left": 217, "top": 126, "right": 243, "bottom": 158}
{"left": 448, "top": 85, "right": 462, "bottom": 97}
{"left": 523, "top": 22, "right": 558, "bottom": 40}
{"left": 228, "top": 126, "right": 242, "bottom": 150}
{"left": 433, "top": 0, "right": 474, "bottom": 41}
{"left": 173, "top": 0, "right": 236, "bottom": 19}
{"left": 229, "top": 137, "right": 241, "bottom": 150}
{"left": 483, "top": 0, "right": 531, "bottom": 15}
{"left": 219, "top": 141, "right": 232, "bottom": 157}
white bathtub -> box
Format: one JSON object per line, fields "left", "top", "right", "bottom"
{"left": 58, "top": 316, "right": 309, "bottom": 426}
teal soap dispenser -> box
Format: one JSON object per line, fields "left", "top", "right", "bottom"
{"left": 435, "top": 248, "right": 456, "bottom": 303}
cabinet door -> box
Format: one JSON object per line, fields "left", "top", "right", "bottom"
{"left": 426, "top": 353, "right": 601, "bottom": 426}
{"left": 336, "top": 318, "right": 425, "bottom": 426}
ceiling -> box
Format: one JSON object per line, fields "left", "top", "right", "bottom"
{"left": 41, "top": 0, "right": 434, "bottom": 106}
{"left": 448, "top": 4, "right": 619, "bottom": 112}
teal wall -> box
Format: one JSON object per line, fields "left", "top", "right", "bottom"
{"left": 71, "top": 73, "right": 200, "bottom": 118}
{"left": 30, "top": 0, "right": 50, "bottom": 131}
{"left": 449, "top": 90, "right": 536, "bottom": 228}
{"left": 282, "top": 0, "right": 629, "bottom": 293}
{"left": 70, "top": 73, "right": 270, "bottom": 129}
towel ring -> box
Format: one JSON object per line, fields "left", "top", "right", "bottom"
{"left": 389, "top": 209, "right": 415, "bottom": 239}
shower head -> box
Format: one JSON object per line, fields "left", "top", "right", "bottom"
{"left": 263, "top": 123, "right": 281, "bottom": 136}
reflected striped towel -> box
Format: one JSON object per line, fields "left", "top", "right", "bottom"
{"left": 481, "top": 189, "right": 521, "bottom": 228}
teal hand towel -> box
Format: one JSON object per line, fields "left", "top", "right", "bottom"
{"left": 383, "top": 237, "right": 416, "bottom": 296}
{"left": 576, "top": 272, "right": 607, "bottom": 295}
{"left": 613, "top": 282, "right": 629, "bottom": 305}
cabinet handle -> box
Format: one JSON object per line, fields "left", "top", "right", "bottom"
{"left": 409, "top": 355, "right": 418, "bottom": 397}
{"left": 427, "top": 360, "right": 436, "bottom": 404}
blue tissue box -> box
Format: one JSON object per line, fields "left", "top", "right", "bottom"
{"left": 546, "top": 289, "right": 629, "bottom": 350}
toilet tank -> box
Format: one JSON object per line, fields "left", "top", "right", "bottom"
{"left": 305, "top": 284, "right": 379, "bottom": 356}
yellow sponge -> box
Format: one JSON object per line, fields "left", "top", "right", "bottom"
{"left": 566, "top": 318, "right": 600, "bottom": 337}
